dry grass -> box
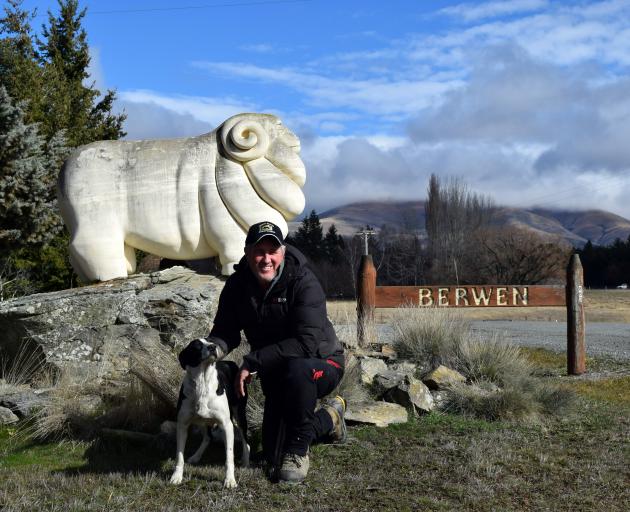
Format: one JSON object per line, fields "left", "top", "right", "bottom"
{"left": 389, "top": 306, "right": 469, "bottom": 367}
{"left": 128, "top": 343, "right": 182, "bottom": 412}
{"left": 327, "top": 289, "right": 630, "bottom": 323}
{"left": 0, "top": 341, "right": 47, "bottom": 389}
{"left": 2, "top": 391, "right": 628, "bottom": 511}
{"left": 388, "top": 305, "right": 574, "bottom": 420}
{"left": 454, "top": 333, "right": 532, "bottom": 387}
{"left": 18, "top": 369, "right": 103, "bottom": 441}
{"left": 564, "top": 376, "right": 630, "bottom": 404}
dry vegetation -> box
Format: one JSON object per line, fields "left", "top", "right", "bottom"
{"left": 327, "top": 289, "right": 630, "bottom": 323}
{"left": 0, "top": 292, "right": 628, "bottom": 510}
{"left": 388, "top": 306, "right": 574, "bottom": 421}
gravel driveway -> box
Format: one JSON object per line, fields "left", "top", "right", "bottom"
{"left": 470, "top": 321, "right": 630, "bottom": 360}
{"left": 366, "top": 321, "right": 630, "bottom": 360}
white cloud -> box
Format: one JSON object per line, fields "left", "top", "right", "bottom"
{"left": 439, "top": 0, "right": 548, "bottom": 22}
{"left": 86, "top": 47, "right": 106, "bottom": 91}
{"left": 107, "top": 1, "right": 630, "bottom": 220}
{"left": 409, "top": 43, "right": 630, "bottom": 177}
{"left": 301, "top": 133, "right": 630, "bottom": 219}
{"left": 193, "top": 61, "right": 463, "bottom": 116}
{"left": 117, "top": 100, "right": 213, "bottom": 140}
{"left": 239, "top": 43, "right": 275, "bottom": 53}
{"left": 119, "top": 89, "right": 256, "bottom": 126}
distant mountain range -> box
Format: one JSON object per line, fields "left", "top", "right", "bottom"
{"left": 289, "top": 201, "right": 630, "bottom": 247}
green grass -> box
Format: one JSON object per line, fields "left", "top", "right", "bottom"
{"left": 565, "top": 376, "right": 630, "bottom": 404}
{"left": 0, "top": 427, "right": 87, "bottom": 471}
{"left": 1, "top": 382, "right": 629, "bottom": 511}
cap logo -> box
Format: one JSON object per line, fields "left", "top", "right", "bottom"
{"left": 259, "top": 222, "right": 275, "bottom": 234}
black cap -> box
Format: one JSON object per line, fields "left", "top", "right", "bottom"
{"left": 245, "top": 221, "right": 284, "bottom": 246}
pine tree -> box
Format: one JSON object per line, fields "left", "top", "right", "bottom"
{"left": 0, "top": 1, "right": 125, "bottom": 294}
{"left": 291, "top": 210, "right": 324, "bottom": 261}
{"left": 323, "top": 223, "right": 344, "bottom": 264}
{"left": 0, "top": 86, "right": 67, "bottom": 251}
{"left": 1, "top": 0, "right": 126, "bottom": 147}
{"left": 0, "top": 0, "right": 42, "bottom": 123}
{"left": 36, "top": 0, "right": 125, "bottom": 146}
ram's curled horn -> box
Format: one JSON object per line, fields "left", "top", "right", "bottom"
{"left": 221, "top": 116, "right": 270, "bottom": 162}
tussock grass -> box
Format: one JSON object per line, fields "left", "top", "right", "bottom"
{"left": 389, "top": 305, "right": 574, "bottom": 420}
{"left": 0, "top": 341, "right": 47, "bottom": 389}
{"left": 128, "top": 343, "right": 182, "bottom": 412}
{"left": 454, "top": 333, "right": 532, "bottom": 387}
{"left": 19, "top": 369, "right": 102, "bottom": 441}
{"left": 101, "top": 376, "right": 173, "bottom": 433}
{"left": 334, "top": 354, "right": 370, "bottom": 405}
{"left": 443, "top": 382, "right": 536, "bottom": 421}
{"left": 390, "top": 306, "right": 469, "bottom": 367}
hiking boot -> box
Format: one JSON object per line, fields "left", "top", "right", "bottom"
{"left": 322, "top": 395, "right": 347, "bottom": 444}
{"left": 279, "top": 452, "right": 309, "bottom": 483}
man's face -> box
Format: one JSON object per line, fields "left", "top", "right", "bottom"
{"left": 246, "top": 237, "right": 285, "bottom": 287}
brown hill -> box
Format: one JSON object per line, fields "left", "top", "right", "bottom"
{"left": 289, "top": 201, "right": 630, "bottom": 247}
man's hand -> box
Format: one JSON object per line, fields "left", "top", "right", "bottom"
{"left": 236, "top": 367, "right": 254, "bottom": 398}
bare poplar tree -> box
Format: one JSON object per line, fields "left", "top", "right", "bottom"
{"left": 425, "top": 174, "right": 494, "bottom": 283}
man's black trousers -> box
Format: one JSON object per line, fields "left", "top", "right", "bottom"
{"left": 259, "top": 357, "right": 344, "bottom": 464}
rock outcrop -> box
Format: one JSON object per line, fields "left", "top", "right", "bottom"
{"left": 422, "top": 365, "right": 466, "bottom": 390}
{"left": 345, "top": 400, "right": 408, "bottom": 427}
{"left": 0, "top": 406, "right": 19, "bottom": 425}
{"left": 0, "top": 267, "right": 224, "bottom": 381}
{"left": 383, "top": 375, "right": 434, "bottom": 414}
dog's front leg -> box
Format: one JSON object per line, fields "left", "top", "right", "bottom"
{"left": 170, "top": 420, "right": 189, "bottom": 485}
{"left": 221, "top": 419, "right": 237, "bottom": 488}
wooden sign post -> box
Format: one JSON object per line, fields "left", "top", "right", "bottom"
{"left": 356, "top": 254, "right": 376, "bottom": 347}
{"left": 356, "top": 254, "right": 586, "bottom": 375}
{"left": 566, "top": 254, "right": 586, "bottom": 375}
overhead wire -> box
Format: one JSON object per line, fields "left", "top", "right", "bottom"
{"left": 33, "top": 0, "right": 315, "bottom": 17}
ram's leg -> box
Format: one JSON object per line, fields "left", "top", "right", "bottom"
{"left": 70, "top": 228, "right": 128, "bottom": 282}
{"left": 221, "top": 419, "right": 237, "bottom": 488}
{"left": 187, "top": 427, "right": 210, "bottom": 464}
{"left": 68, "top": 246, "right": 90, "bottom": 283}
{"left": 170, "top": 420, "right": 189, "bottom": 485}
{"left": 124, "top": 244, "right": 137, "bottom": 275}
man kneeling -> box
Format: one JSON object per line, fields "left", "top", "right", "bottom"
{"left": 206, "top": 221, "right": 346, "bottom": 483}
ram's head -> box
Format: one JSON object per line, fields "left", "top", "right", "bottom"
{"left": 218, "top": 113, "right": 306, "bottom": 222}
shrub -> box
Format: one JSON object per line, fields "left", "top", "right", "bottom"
{"left": 453, "top": 332, "right": 532, "bottom": 387}
{"left": 389, "top": 305, "right": 574, "bottom": 420}
{"left": 0, "top": 340, "right": 45, "bottom": 388}
{"left": 390, "top": 305, "right": 469, "bottom": 367}
{"left": 19, "top": 368, "right": 102, "bottom": 441}
{"left": 441, "top": 381, "right": 537, "bottom": 421}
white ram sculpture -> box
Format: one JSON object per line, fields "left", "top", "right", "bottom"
{"left": 57, "top": 113, "right": 306, "bottom": 281}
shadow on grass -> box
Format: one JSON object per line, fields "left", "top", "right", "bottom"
{"left": 55, "top": 432, "right": 237, "bottom": 478}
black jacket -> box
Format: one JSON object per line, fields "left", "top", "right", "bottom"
{"left": 208, "top": 245, "right": 344, "bottom": 374}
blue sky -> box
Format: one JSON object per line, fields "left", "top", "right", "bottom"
{"left": 24, "top": 0, "right": 630, "bottom": 219}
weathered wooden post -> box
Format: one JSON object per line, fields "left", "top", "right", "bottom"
{"left": 566, "top": 253, "right": 586, "bottom": 375}
{"left": 357, "top": 255, "right": 376, "bottom": 347}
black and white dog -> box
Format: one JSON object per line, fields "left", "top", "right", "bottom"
{"left": 169, "top": 338, "right": 249, "bottom": 488}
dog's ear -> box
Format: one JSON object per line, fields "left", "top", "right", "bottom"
{"left": 178, "top": 339, "right": 202, "bottom": 369}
